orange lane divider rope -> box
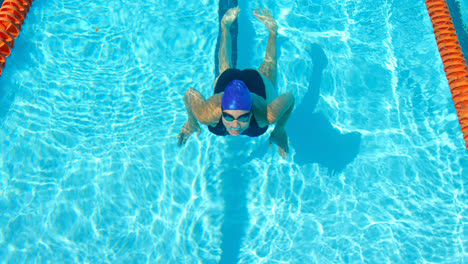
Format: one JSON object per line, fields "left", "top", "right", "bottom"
{"left": 0, "top": 0, "right": 33, "bottom": 75}
{"left": 426, "top": 0, "right": 468, "bottom": 150}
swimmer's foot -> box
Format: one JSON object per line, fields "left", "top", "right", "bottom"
{"left": 222, "top": 7, "right": 240, "bottom": 28}
{"left": 254, "top": 8, "right": 277, "bottom": 33}
{"left": 256, "top": 8, "right": 278, "bottom": 85}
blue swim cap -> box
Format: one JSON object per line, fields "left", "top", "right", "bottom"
{"left": 221, "top": 79, "right": 252, "bottom": 111}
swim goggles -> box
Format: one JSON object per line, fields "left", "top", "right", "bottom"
{"left": 222, "top": 111, "right": 252, "bottom": 122}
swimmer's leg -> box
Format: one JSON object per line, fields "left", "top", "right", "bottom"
{"left": 219, "top": 7, "right": 240, "bottom": 75}
{"left": 255, "top": 8, "right": 278, "bottom": 86}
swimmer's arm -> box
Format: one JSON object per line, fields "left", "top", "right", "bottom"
{"left": 184, "top": 88, "right": 223, "bottom": 126}
{"left": 251, "top": 92, "right": 295, "bottom": 127}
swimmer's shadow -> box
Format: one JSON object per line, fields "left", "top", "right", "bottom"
{"left": 287, "top": 44, "right": 361, "bottom": 172}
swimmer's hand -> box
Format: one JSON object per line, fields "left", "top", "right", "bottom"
{"left": 177, "top": 119, "right": 201, "bottom": 146}
{"left": 269, "top": 127, "right": 289, "bottom": 159}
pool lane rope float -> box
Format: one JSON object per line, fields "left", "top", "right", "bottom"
{"left": 426, "top": 0, "right": 468, "bottom": 150}
{"left": 0, "top": 0, "right": 33, "bottom": 75}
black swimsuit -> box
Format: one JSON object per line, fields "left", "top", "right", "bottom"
{"left": 208, "top": 69, "right": 269, "bottom": 137}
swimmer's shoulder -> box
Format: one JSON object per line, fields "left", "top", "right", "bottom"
{"left": 251, "top": 93, "right": 269, "bottom": 127}
{"left": 199, "top": 93, "right": 223, "bottom": 126}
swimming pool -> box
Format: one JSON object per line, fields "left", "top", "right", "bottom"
{"left": 0, "top": 0, "right": 467, "bottom": 263}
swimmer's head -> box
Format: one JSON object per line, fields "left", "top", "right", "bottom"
{"left": 221, "top": 79, "right": 252, "bottom": 111}
{"left": 221, "top": 80, "right": 252, "bottom": 136}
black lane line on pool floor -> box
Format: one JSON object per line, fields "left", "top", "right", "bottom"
{"left": 216, "top": 2, "right": 245, "bottom": 264}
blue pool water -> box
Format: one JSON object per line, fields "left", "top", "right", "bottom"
{"left": 0, "top": 0, "right": 467, "bottom": 263}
